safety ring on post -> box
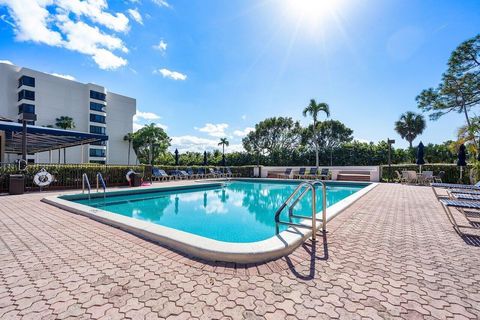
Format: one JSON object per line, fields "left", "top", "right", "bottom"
{"left": 18, "top": 159, "right": 28, "bottom": 171}
{"left": 126, "top": 170, "right": 135, "bottom": 182}
{"left": 33, "top": 168, "right": 53, "bottom": 187}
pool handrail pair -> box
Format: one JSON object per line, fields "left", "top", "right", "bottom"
{"left": 274, "top": 180, "right": 327, "bottom": 241}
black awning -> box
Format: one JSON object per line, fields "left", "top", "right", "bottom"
{"left": 0, "top": 120, "right": 108, "bottom": 154}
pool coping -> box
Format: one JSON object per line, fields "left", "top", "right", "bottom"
{"left": 42, "top": 179, "right": 378, "bottom": 264}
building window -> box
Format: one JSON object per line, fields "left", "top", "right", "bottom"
{"left": 18, "top": 103, "right": 35, "bottom": 114}
{"left": 18, "top": 75, "right": 35, "bottom": 88}
{"left": 90, "top": 148, "right": 106, "bottom": 157}
{"left": 90, "top": 102, "right": 105, "bottom": 112}
{"left": 89, "top": 114, "right": 106, "bottom": 124}
{"left": 90, "top": 125, "right": 106, "bottom": 135}
{"left": 90, "top": 90, "right": 106, "bottom": 101}
{"left": 18, "top": 89, "right": 35, "bottom": 101}
{"left": 90, "top": 160, "right": 106, "bottom": 164}
{"left": 90, "top": 140, "right": 106, "bottom": 146}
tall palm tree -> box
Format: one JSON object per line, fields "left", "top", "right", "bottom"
{"left": 123, "top": 132, "right": 135, "bottom": 166}
{"left": 218, "top": 137, "right": 229, "bottom": 166}
{"left": 55, "top": 116, "right": 75, "bottom": 164}
{"left": 302, "top": 99, "right": 330, "bottom": 168}
{"left": 394, "top": 111, "right": 426, "bottom": 148}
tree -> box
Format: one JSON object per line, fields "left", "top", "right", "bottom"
{"left": 302, "top": 120, "right": 354, "bottom": 165}
{"left": 394, "top": 112, "right": 426, "bottom": 148}
{"left": 242, "top": 117, "right": 302, "bottom": 165}
{"left": 218, "top": 137, "right": 229, "bottom": 166}
{"left": 417, "top": 34, "right": 480, "bottom": 151}
{"left": 302, "top": 99, "right": 330, "bottom": 168}
{"left": 123, "top": 133, "right": 135, "bottom": 166}
{"left": 55, "top": 116, "right": 75, "bottom": 164}
{"left": 132, "top": 124, "right": 171, "bottom": 165}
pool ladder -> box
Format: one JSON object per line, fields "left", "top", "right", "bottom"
{"left": 275, "top": 180, "right": 327, "bottom": 241}
{"left": 82, "top": 173, "right": 91, "bottom": 200}
{"left": 96, "top": 172, "right": 107, "bottom": 198}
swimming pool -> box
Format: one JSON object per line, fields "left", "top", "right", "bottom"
{"left": 44, "top": 179, "right": 376, "bottom": 263}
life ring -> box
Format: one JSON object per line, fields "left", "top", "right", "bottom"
{"left": 126, "top": 170, "right": 135, "bottom": 182}
{"left": 34, "top": 168, "right": 53, "bottom": 187}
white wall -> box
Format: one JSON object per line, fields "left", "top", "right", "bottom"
{"left": 260, "top": 166, "right": 381, "bottom": 182}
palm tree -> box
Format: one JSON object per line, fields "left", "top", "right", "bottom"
{"left": 218, "top": 137, "right": 229, "bottom": 166}
{"left": 302, "top": 99, "right": 330, "bottom": 168}
{"left": 55, "top": 116, "right": 75, "bottom": 164}
{"left": 123, "top": 132, "right": 135, "bottom": 166}
{"left": 394, "top": 111, "right": 426, "bottom": 148}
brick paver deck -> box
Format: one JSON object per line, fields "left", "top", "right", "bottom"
{"left": 0, "top": 183, "right": 479, "bottom": 319}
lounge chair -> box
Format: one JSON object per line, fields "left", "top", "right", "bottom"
{"left": 434, "top": 171, "right": 445, "bottom": 183}
{"left": 439, "top": 198, "right": 480, "bottom": 234}
{"left": 319, "top": 168, "right": 330, "bottom": 180}
{"left": 198, "top": 168, "right": 213, "bottom": 178}
{"left": 304, "top": 167, "right": 318, "bottom": 179}
{"left": 187, "top": 168, "right": 202, "bottom": 179}
{"left": 208, "top": 168, "right": 223, "bottom": 178}
{"left": 294, "top": 168, "right": 306, "bottom": 179}
{"left": 225, "top": 167, "right": 234, "bottom": 178}
{"left": 152, "top": 168, "right": 172, "bottom": 181}
{"left": 277, "top": 168, "right": 292, "bottom": 179}
{"left": 431, "top": 182, "right": 480, "bottom": 199}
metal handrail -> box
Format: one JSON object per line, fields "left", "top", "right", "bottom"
{"left": 82, "top": 173, "right": 91, "bottom": 200}
{"left": 275, "top": 180, "right": 328, "bottom": 240}
{"left": 96, "top": 172, "right": 107, "bottom": 198}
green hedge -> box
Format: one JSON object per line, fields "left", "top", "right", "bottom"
{"left": 0, "top": 164, "right": 257, "bottom": 192}
{"left": 380, "top": 164, "right": 471, "bottom": 184}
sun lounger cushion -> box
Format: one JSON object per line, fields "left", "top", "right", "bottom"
{"left": 431, "top": 183, "right": 480, "bottom": 190}
{"left": 440, "top": 199, "right": 480, "bottom": 209}
{"left": 452, "top": 194, "right": 480, "bottom": 201}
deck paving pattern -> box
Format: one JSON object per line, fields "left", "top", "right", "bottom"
{"left": 0, "top": 183, "right": 479, "bottom": 319}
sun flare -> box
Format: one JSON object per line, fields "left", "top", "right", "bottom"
{"left": 286, "top": 0, "right": 345, "bottom": 27}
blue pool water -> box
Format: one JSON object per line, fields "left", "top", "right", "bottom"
{"left": 69, "top": 180, "right": 367, "bottom": 243}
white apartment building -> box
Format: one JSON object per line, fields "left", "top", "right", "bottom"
{"left": 0, "top": 61, "right": 137, "bottom": 165}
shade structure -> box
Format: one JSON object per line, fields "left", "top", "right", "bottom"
{"left": 203, "top": 151, "right": 207, "bottom": 166}
{"left": 416, "top": 142, "right": 425, "bottom": 165}
{"left": 0, "top": 120, "right": 108, "bottom": 154}
{"left": 174, "top": 148, "right": 179, "bottom": 166}
{"left": 457, "top": 144, "right": 467, "bottom": 167}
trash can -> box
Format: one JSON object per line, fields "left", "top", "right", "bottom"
{"left": 132, "top": 173, "right": 142, "bottom": 187}
{"left": 9, "top": 174, "right": 25, "bottom": 195}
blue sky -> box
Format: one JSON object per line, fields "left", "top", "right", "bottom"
{"left": 0, "top": 0, "right": 479, "bottom": 152}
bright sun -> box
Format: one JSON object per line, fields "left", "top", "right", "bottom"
{"left": 286, "top": 0, "right": 345, "bottom": 28}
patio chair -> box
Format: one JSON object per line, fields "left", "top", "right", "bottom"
{"left": 209, "top": 168, "right": 223, "bottom": 178}
{"left": 178, "top": 170, "right": 191, "bottom": 179}
{"left": 419, "top": 171, "right": 434, "bottom": 185}
{"left": 319, "top": 168, "right": 330, "bottom": 180}
{"left": 225, "top": 167, "right": 235, "bottom": 178}
{"left": 152, "top": 168, "right": 172, "bottom": 181}
{"left": 396, "top": 170, "right": 406, "bottom": 184}
{"left": 439, "top": 198, "right": 480, "bottom": 234}
{"left": 304, "top": 167, "right": 318, "bottom": 179}
{"left": 187, "top": 168, "right": 204, "bottom": 179}
{"left": 406, "top": 171, "right": 418, "bottom": 184}
{"left": 277, "top": 168, "right": 293, "bottom": 179}
{"left": 434, "top": 171, "right": 445, "bottom": 183}
{"left": 294, "top": 168, "right": 306, "bottom": 179}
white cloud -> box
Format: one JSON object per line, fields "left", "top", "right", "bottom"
{"left": 127, "top": 8, "right": 143, "bottom": 25}
{"left": 195, "top": 123, "right": 229, "bottom": 138}
{"left": 56, "top": 0, "right": 129, "bottom": 32}
{"left": 233, "top": 127, "right": 254, "bottom": 137}
{"left": 170, "top": 135, "right": 243, "bottom": 153}
{"left": 134, "top": 110, "right": 161, "bottom": 122}
{"left": 133, "top": 110, "right": 167, "bottom": 132}
{"left": 153, "top": 39, "right": 167, "bottom": 53}
{"left": 50, "top": 73, "right": 76, "bottom": 80}
{"left": 0, "top": 0, "right": 130, "bottom": 70}
{"left": 57, "top": 16, "right": 128, "bottom": 70}
{"left": 152, "top": 0, "right": 171, "bottom": 8}
{"left": 154, "top": 68, "right": 187, "bottom": 80}
{"left": 241, "top": 114, "right": 247, "bottom": 120}
{"left": 0, "top": 60, "right": 13, "bottom": 65}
